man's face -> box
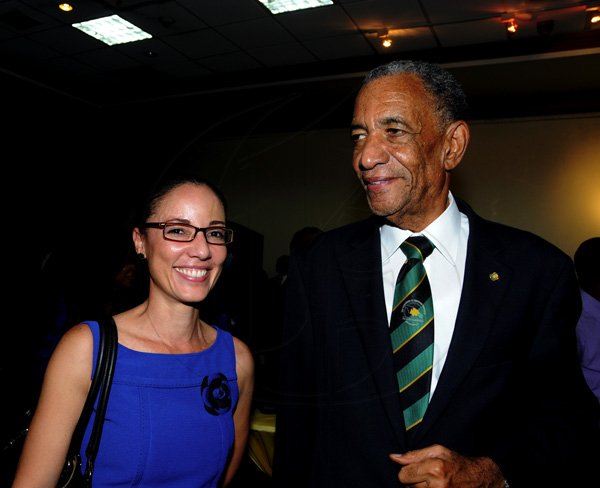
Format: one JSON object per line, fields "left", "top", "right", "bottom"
{"left": 350, "top": 73, "right": 452, "bottom": 230}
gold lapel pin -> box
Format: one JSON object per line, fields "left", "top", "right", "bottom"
{"left": 489, "top": 272, "right": 500, "bottom": 282}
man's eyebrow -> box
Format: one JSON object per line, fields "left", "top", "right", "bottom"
{"left": 379, "top": 116, "right": 404, "bottom": 125}
{"left": 350, "top": 117, "right": 411, "bottom": 133}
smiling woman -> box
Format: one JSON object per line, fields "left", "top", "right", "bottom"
{"left": 11, "top": 174, "right": 255, "bottom": 488}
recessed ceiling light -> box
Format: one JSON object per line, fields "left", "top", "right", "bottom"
{"left": 258, "top": 0, "right": 334, "bottom": 15}
{"left": 72, "top": 14, "right": 152, "bottom": 46}
{"left": 586, "top": 8, "right": 600, "bottom": 29}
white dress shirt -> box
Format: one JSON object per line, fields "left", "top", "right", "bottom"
{"left": 380, "top": 192, "right": 469, "bottom": 397}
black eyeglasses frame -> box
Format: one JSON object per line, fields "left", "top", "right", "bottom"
{"left": 141, "top": 222, "right": 234, "bottom": 245}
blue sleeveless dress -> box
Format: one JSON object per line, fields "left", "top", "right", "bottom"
{"left": 80, "top": 321, "right": 239, "bottom": 487}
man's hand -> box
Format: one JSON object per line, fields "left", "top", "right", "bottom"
{"left": 390, "top": 444, "right": 506, "bottom": 487}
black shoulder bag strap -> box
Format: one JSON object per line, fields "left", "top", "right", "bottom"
{"left": 60, "top": 317, "right": 118, "bottom": 487}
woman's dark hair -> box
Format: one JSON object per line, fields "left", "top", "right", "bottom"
{"left": 135, "top": 174, "right": 228, "bottom": 229}
{"left": 362, "top": 59, "right": 469, "bottom": 126}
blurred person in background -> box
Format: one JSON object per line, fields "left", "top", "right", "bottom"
{"left": 574, "top": 237, "right": 600, "bottom": 403}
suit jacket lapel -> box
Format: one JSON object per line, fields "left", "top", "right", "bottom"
{"left": 415, "top": 202, "right": 513, "bottom": 441}
{"left": 338, "top": 217, "right": 408, "bottom": 446}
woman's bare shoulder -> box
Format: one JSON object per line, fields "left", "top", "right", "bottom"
{"left": 232, "top": 335, "right": 253, "bottom": 358}
{"left": 232, "top": 336, "right": 254, "bottom": 376}
{"left": 47, "top": 323, "right": 94, "bottom": 374}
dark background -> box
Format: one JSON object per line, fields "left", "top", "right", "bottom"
{"left": 1, "top": 2, "right": 599, "bottom": 483}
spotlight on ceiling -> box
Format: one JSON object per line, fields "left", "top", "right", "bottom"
{"left": 503, "top": 18, "right": 518, "bottom": 38}
{"left": 586, "top": 8, "right": 600, "bottom": 30}
{"left": 377, "top": 28, "right": 392, "bottom": 48}
{"left": 506, "top": 19, "right": 518, "bottom": 34}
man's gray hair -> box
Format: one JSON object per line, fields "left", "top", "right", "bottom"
{"left": 363, "top": 60, "right": 469, "bottom": 127}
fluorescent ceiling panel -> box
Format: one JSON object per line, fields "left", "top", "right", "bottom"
{"left": 258, "top": 0, "right": 334, "bottom": 15}
{"left": 72, "top": 15, "right": 152, "bottom": 46}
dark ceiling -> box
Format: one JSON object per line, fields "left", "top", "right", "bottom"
{"left": 1, "top": 0, "right": 599, "bottom": 118}
{"left": 2, "top": 1, "right": 599, "bottom": 368}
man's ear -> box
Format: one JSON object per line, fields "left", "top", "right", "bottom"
{"left": 443, "top": 120, "right": 470, "bottom": 172}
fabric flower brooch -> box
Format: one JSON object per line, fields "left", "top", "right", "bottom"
{"left": 201, "top": 373, "right": 232, "bottom": 415}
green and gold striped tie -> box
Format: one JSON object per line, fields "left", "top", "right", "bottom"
{"left": 390, "top": 235, "right": 435, "bottom": 433}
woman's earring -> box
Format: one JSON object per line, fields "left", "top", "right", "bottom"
{"left": 137, "top": 252, "right": 146, "bottom": 261}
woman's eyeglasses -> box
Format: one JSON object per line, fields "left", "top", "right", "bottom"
{"left": 141, "top": 222, "right": 234, "bottom": 245}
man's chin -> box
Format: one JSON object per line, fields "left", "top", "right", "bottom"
{"left": 367, "top": 196, "right": 397, "bottom": 217}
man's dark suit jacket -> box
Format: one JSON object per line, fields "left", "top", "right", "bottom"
{"left": 273, "top": 199, "right": 599, "bottom": 487}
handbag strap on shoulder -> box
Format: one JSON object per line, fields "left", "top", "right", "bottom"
{"left": 67, "top": 317, "right": 118, "bottom": 481}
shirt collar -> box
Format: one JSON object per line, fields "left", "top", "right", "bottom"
{"left": 380, "top": 192, "right": 461, "bottom": 266}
